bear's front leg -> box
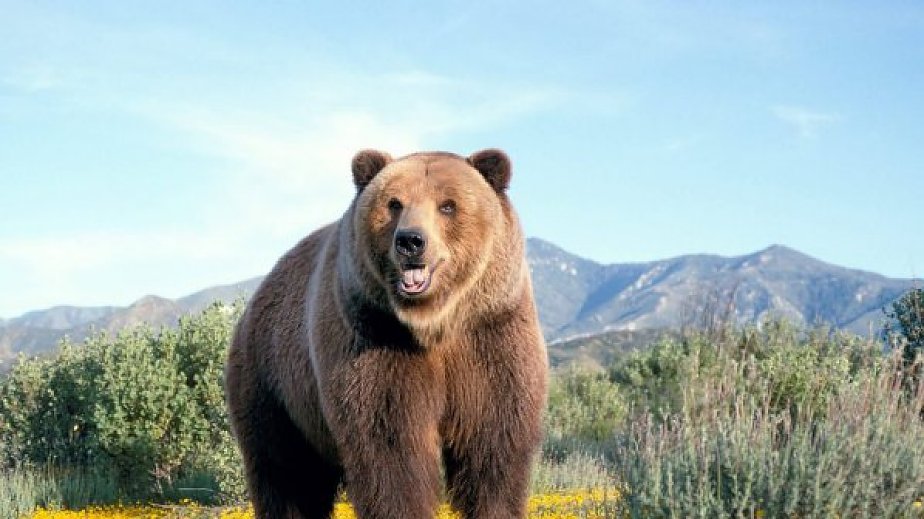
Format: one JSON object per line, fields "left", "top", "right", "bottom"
{"left": 443, "top": 327, "right": 547, "bottom": 518}
{"left": 442, "top": 410, "right": 541, "bottom": 519}
{"left": 322, "top": 347, "right": 444, "bottom": 519}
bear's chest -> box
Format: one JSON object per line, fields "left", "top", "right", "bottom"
{"left": 439, "top": 342, "right": 525, "bottom": 426}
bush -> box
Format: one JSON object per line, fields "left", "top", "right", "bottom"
{"left": 543, "top": 368, "right": 627, "bottom": 459}
{"left": 613, "top": 353, "right": 924, "bottom": 517}
{"left": 0, "top": 343, "right": 102, "bottom": 468}
{"left": 2, "top": 304, "right": 921, "bottom": 516}
{"left": 885, "top": 286, "right": 924, "bottom": 388}
{"left": 0, "top": 301, "right": 247, "bottom": 504}
{"left": 609, "top": 320, "right": 881, "bottom": 422}
{"left": 608, "top": 323, "right": 924, "bottom": 518}
{"left": 609, "top": 334, "right": 722, "bottom": 421}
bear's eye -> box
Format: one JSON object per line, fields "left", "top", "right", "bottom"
{"left": 387, "top": 198, "right": 403, "bottom": 212}
{"left": 439, "top": 200, "right": 456, "bottom": 215}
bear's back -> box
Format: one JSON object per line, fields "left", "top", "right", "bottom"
{"left": 229, "top": 221, "right": 338, "bottom": 402}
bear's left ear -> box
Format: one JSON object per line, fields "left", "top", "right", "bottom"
{"left": 468, "top": 149, "right": 511, "bottom": 193}
{"left": 351, "top": 149, "right": 392, "bottom": 192}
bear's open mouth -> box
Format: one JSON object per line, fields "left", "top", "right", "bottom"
{"left": 397, "top": 260, "right": 442, "bottom": 297}
{"left": 398, "top": 264, "right": 431, "bottom": 295}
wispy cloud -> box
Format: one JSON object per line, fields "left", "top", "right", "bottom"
{"left": 0, "top": 65, "right": 564, "bottom": 315}
{"left": 0, "top": 228, "right": 248, "bottom": 311}
{"left": 131, "top": 71, "right": 563, "bottom": 237}
{"left": 771, "top": 105, "right": 841, "bottom": 139}
{"left": 2, "top": 66, "right": 57, "bottom": 91}
{"left": 663, "top": 133, "right": 706, "bottom": 153}
{"left": 0, "top": 4, "right": 602, "bottom": 316}
{"left": 0, "top": 229, "right": 235, "bottom": 276}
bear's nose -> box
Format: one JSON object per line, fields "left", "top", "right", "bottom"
{"left": 395, "top": 228, "right": 427, "bottom": 257}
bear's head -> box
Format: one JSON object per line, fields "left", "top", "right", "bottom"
{"left": 351, "top": 149, "right": 516, "bottom": 330}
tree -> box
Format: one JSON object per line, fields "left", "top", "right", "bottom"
{"left": 884, "top": 287, "right": 924, "bottom": 384}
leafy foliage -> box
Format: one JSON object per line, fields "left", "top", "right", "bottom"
{"left": 543, "top": 368, "right": 626, "bottom": 460}
{"left": 0, "top": 302, "right": 246, "bottom": 504}
{"left": 609, "top": 320, "right": 879, "bottom": 422}
{"left": 607, "top": 322, "right": 924, "bottom": 518}
{"left": 886, "top": 287, "right": 924, "bottom": 351}
{"left": 2, "top": 303, "right": 923, "bottom": 516}
{"left": 885, "top": 286, "right": 924, "bottom": 388}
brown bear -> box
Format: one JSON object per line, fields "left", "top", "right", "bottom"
{"left": 225, "top": 149, "right": 548, "bottom": 518}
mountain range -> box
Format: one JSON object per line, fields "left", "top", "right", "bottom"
{"left": 0, "top": 239, "right": 914, "bottom": 367}
{"left": 527, "top": 239, "right": 910, "bottom": 340}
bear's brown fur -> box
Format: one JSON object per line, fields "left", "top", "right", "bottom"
{"left": 226, "top": 149, "right": 548, "bottom": 518}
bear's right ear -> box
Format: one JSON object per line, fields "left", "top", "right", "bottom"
{"left": 351, "top": 149, "right": 392, "bottom": 191}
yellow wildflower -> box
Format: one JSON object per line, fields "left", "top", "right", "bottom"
{"left": 29, "top": 488, "right": 620, "bottom": 518}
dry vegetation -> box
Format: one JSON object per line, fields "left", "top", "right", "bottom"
{"left": 2, "top": 288, "right": 924, "bottom": 517}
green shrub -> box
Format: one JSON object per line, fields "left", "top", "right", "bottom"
{"left": 0, "top": 301, "right": 247, "bottom": 504}
{"left": 611, "top": 331, "right": 924, "bottom": 517}
{"left": 172, "top": 306, "right": 246, "bottom": 501}
{"left": 748, "top": 323, "right": 870, "bottom": 421}
{"left": 544, "top": 368, "right": 627, "bottom": 459}
{"left": 609, "top": 320, "right": 881, "bottom": 422}
{"left": 885, "top": 286, "right": 924, "bottom": 391}
{"left": 886, "top": 287, "right": 924, "bottom": 356}
{"left": 3, "top": 303, "right": 921, "bottom": 516}
{"left": 609, "top": 334, "right": 722, "bottom": 421}
{"left": 91, "top": 325, "right": 199, "bottom": 494}
{"left": 0, "top": 341, "right": 103, "bottom": 468}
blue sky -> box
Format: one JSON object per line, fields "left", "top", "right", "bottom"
{"left": 1, "top": 1, "right": 923, "bottom": 318}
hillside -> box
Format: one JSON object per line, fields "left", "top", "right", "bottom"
{"left": 528, "top": 239, "right": 910, "bottom": 340}
{"left": 0, "top": 240, "right": 914, "bottom": 367}
{"left": 0, "top": 277, "right": 262, "bottom": 366}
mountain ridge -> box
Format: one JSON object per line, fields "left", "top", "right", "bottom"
{"left": 0, "top": 240, "right": 914, "bottom": 366}
{"left": 524, "top": 238, "right": 910, "bottom": 341}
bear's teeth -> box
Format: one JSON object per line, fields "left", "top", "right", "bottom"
{"left": 402, "top": 270, "right": 416, "bottom": 286}
{"left": 412, "top": 267, "right": 426, "bottom": 284}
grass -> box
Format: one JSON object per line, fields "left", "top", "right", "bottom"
{"left": 531, "top": 452, "right": 617, "bottom": 492}
{"left": 0, "top": 467, "right": 120, "bottom": 519}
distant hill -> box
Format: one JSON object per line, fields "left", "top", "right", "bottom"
{"left": 4, "top": 305, "right": 118, "bottom": 330}
{"left": 0, "top": 239, "right": 914, "bottom": 367}
{"left": 527, "top": 239, "right": 910, "bottom": 341}
{"left": 0, "top": 277, "right": 262, "bottom": 366}
{"left": 546, "top": 328, "right": 671, "bottom": 371}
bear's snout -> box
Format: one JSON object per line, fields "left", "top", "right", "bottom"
{"left": 395, "top": 228, "right": 427, "bottom": 258}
